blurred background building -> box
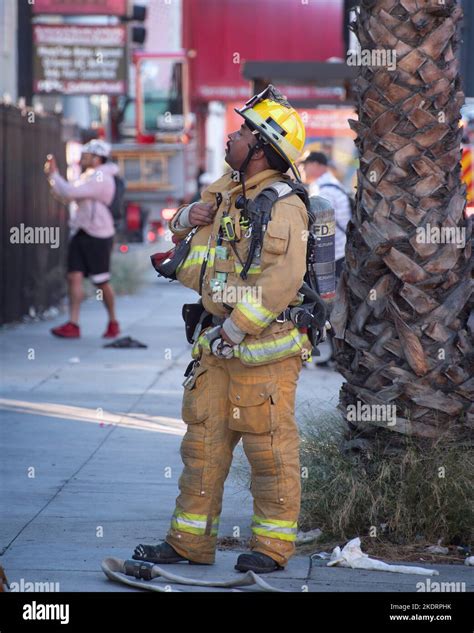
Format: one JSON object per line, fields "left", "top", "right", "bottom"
{"left": 1, "top": 0, "right": 473, "bottom": 324}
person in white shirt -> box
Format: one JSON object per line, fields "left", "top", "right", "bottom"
{"left": 300, "top": 152, "right": 352, "bottom": 369}
{"left": 301, "top": 151, "right": 351, "bottom": 278}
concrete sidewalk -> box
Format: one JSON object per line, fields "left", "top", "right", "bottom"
{"left": 1, "top": 271, "right": 471, "bottom": 593}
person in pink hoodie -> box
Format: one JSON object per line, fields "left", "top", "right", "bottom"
{"left": 45, "top": 140, "right": 120, "bottom": 339}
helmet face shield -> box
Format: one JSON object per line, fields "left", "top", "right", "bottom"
{"left": 236, "top": 85, "right": 274, "bottom": 115}
{"left": 237, "top": 84, "right": 293, "bottom": 115}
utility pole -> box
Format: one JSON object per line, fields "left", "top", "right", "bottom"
{"left": 17, "top": 0, "right": 33, "bottom": 104}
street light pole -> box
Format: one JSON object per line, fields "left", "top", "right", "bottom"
{"left": 17, "top": 0, "right": 33, "bottom": 105}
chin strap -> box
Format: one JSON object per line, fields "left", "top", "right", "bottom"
{"left": 237, "top": 138, "right": 264, "bottom": 224}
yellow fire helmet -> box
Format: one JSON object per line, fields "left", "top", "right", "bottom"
{"left": 235, "top": 85, "right": 306, "bottom": 181}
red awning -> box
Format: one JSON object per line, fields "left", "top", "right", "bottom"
{"left": 183, "top": 0, "right": 345, "bottom": 103}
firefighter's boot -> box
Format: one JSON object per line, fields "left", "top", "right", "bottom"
{"left": 132, "top": 542, "right": 207, "bottom": 565}
{"left": 234, "top": 551, "right": 283, "bottom": 574}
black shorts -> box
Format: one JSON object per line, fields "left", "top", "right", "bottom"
{"left": 67, "top": 229, "right": 114, "bottom": 284}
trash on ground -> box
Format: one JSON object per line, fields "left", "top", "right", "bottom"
{"left": 464, "top": 556, "right": 474, "bottom": 566}
{"left": 425, "top": 545, "right": 449, "bottom": 555}
{"left": 104, "top": 336, "right": 147, "bottom": 348}
{"left": 327, "top": 538, "right": 439, "bottom": 576}
{"left": 296, "top": 528, "right": 322, "bottom": 544}
{"left": 68, "top": 357, "right": 80, "bottom": 364}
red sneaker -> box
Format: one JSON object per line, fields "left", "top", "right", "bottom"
{"left": 51, "top": 322, "right": 80, "bottom": 338}
{"left": 103, "top": 320, "right": 120, "bottom": 338}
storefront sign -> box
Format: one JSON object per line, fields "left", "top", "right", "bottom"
{"left": 33, "top": 25, "right": 127, "bottom": 95}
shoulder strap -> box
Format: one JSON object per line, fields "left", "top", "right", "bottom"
{"left": 239, "top": 181, "right": 309, "bottom": 280}
{"left": 254, "top": 187, "right": 280, "bottom": 223}
{"left": 239, "top": 188, "right": 278, "bottom": 279}
{"left": 258, "top": 180, "right": 310, "bottom": 221}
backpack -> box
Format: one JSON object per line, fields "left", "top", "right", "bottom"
{"left": 109, "top": 175, "right": 126, "bottom": 226}
{"left": 235, "top": 180, "right": 335, "bottom": 345}
{"left": 318, "top": 182, "right": 355, "bottom": 230}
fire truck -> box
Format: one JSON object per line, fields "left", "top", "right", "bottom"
{"left": 461, "top": 144, "right": 474, "bottom": 218}
{"left": 111, "top": 52, "right": 196, "bottom": 242}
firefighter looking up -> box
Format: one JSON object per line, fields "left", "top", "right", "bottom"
{"left": 133, "top": 86, "right": 313, "bottom": 574}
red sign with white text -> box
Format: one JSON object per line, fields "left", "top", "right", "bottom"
{"left": 31, "top": 0, "right": 127, "bottom": 16}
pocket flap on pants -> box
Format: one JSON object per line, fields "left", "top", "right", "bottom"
{"left": 229, "top": 381, "right": 278, "bottom": 407}
{"left": 228, "top": 378, "right": 279, "bottom": 434}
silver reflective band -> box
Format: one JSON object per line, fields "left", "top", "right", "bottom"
{"left": 268, "top": 182, "right": 293, "bottom": 198}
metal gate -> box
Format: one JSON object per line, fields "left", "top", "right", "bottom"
{"left": 0, "top": 103, "right": 69, "bottom": 325}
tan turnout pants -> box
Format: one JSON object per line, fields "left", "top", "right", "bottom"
{"left": 166, "top": 351, "right": 303, "bottom": 567}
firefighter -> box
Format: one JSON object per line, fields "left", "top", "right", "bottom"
{"left": 133, "top": 86, "right": 312, "bottom": 573}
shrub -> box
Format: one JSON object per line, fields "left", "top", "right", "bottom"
{"left": 299, "top": 412, "right": 473, "bottom": 546}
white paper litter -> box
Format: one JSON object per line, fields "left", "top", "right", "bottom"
{"left": 464, "top": 556, "right": 474, "bottom": 566}
{"left": 296, "top": 528, "right": 322, "bottom": 544}
{"left": 425, "top": 545, "right": 449, "bottom": 555}
{"left": 68, "top": 357, "right": 80, "bottom": 364}
{"left": 327, "top": 537, "right": 439, "bottom": 576}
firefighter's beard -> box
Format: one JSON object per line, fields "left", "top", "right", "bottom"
{"left": 225, "top": 142, "right": 251, "bottom": 173}
{"left": 224, "top": 141, "right": 233, "bottom": 168}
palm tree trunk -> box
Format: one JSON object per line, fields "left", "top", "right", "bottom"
{"left": 332, "top": 0, "right": 473, "bottom": 443}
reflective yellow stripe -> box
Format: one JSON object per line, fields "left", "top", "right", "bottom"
{"left": 192, "top": 332, "right": 211, "bottom": 359}
{"left": 234, "top": 262, "right": 261, "bottom": 275}
{"left": 253, "top": 516, "right": 297, "bottom": 529}
{"left": 176, "top": 246, "right": 205, "bottom": 274}
{"left": 251, "top": 515, "right": 298, "bottom": 542}
{"left": 192, "top": 326, "right": 309, "bottom": 364}
{"left": 176, "top": 245, "right": 216, "bottom": 275}
{"left": 171, "top": 511, "right": 219, "bottom": 536}
{"left": 252, "top": 527, "right": 296, "bottom": 542}
{"left": 176, "top": 245, "right": 207, "bottom": 274}
{"left": 233, "top": 328, "right": 309, "bottom": 364}
{"left": 171, "top": 520, "right": 205, "bottom": 536}
{"left": 234, "top": 292, "right": 278, "bottom": 329}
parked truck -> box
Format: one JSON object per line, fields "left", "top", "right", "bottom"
{"left": 111, "top": 51, "right": 197, "bottom": 243}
